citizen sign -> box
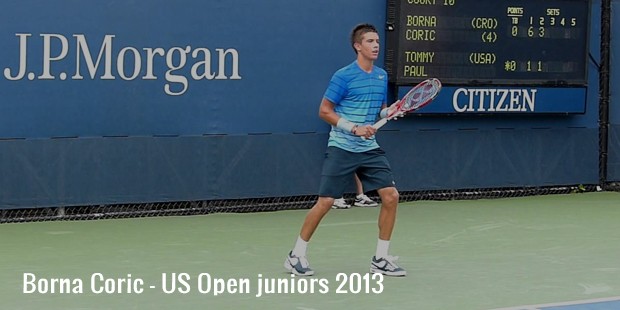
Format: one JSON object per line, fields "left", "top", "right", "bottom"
{"left": 3, "top": 33, "right": 241, "bottom": 96}
{"left": 452, "top": 88, "right": 537, "bottom": 112}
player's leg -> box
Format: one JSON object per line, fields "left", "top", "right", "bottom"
{"left": 299, "top": 196, "right": 334, "bottom": 241}
{"left": 356, "top": 149, "right": 407, "bottom": 276}
{"left": 285, "top": 196, "right": 333, "bottom": 276}
{"left": 371, "top": 186, "right": 406, "bottom": 276}
{"left": 376, "top": 186, "right": 399, "bottom": 242}
{"left": 285, "top": 147, "right": 356, "bottom": 276}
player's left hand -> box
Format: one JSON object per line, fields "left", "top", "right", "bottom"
{"left": 392, "top": 111, "right": 405, "bottom": 120}
{"left": 387, "top": 101, "right": 405, "bottom": 120}
{"left": 387, "top": 101, "right": 400, "bottom": 115}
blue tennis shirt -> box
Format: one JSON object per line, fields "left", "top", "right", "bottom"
{"left": 323, "top": 61, "right": 387, "bottom": 153}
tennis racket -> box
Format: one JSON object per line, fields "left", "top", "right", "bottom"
{"left": 373, "top": 78, "right": 442, "bottom": 130}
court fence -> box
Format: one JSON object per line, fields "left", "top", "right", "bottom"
{"left": 2, "top": 183, "right": 618, "bottom": 224}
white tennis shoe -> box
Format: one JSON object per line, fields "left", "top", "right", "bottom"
{"left": 284, "top": 251, "right": 315, "bottom": 276}
{"left": 370, "top": 255, "right": 407, "bottom": 277}
{"left": 354, "top": 194, "right": 378, "bottom": 207}
{"left": 332, "top": 198, "right": 352, "bottom": 209}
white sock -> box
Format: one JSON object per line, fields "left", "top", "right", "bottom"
{"left": 292, "top": 236, "right": 308, "bottom": 257}
{"left": 376, "top": 239, "right": 390, "bottom": 258}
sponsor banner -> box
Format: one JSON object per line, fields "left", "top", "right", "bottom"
{"left": 399, "top": 86, "right": 587, "bottom": 114}
{"left": 0, "top": 0, "right": 382, "bottom": 138}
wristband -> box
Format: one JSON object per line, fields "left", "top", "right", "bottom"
{"left": 380, "top": 108, "right": 389, "bottom": 119}
{"left": 336, "top": 118, "right": 356, "bottom": 133}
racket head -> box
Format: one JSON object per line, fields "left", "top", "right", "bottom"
{"left": 398, "top": 78, "right": 442, "bottom": 114}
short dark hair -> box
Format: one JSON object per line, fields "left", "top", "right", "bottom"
{"left": 350, "top": 24, "right": 378, "bottom": 54}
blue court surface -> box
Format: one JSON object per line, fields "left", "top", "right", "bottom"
{"left": 493, "top": 297, "right": 620, "bottom": 310}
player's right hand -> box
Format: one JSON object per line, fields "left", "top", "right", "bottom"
{"left": 354, "top": 125, "right": 377, "bottom": 139}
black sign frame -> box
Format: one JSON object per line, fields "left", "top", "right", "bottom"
{"left": 384, "top": 0, "right": 592, "bottom": 86}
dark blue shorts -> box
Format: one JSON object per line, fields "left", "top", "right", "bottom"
{"left": 318, "top": 146, "right": 396, "bottom": 198}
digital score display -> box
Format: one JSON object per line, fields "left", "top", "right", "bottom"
{"left": 385, "top": 0, "right": 591, "bottom": 86}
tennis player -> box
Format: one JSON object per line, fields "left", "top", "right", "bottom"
{"left": 284, "top": 23, "right": 406, "bottom": 277}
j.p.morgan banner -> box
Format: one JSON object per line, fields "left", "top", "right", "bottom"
{"left": 401, "top": 86, "right": 587, "bottom": 114}
{"left": 0, "top": 0, "right": 382, "bottom": 138}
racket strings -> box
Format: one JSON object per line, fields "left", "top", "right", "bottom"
{"left": 403, "top": 82, "right": 440, "bottom": 110}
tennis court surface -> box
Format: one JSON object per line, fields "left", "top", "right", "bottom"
{"left": 1, "top": 192, "right": 619, "bottom": 310}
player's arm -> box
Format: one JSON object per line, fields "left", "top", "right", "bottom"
{"left": 318, "top": 98, "right": 340, "bottom": 126}
{"left": 319, "top": 98, "right": 376, "bottom": 138}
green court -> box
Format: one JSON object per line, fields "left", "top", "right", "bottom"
{"left": 1, "top": 192, "right": 619, "bottom": 310}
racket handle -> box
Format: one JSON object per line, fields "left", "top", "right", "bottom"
{"left": 372, "top": 118, "right": 388, "bottom": 130}
{"left": 360, "top": 118, "right": 390, "bottom": 140}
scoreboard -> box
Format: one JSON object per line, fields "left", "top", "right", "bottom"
{"left": 385, "top": 0, "right": 591, "bottom": 87}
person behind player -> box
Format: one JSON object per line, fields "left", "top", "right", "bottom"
{"left": 332, "top": 174, "right": 379, "bottom": 208}
{"left": 284, "top": 23, "right": 406, "bottom": 277}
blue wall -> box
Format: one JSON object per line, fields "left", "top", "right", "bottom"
{"left": 0, "top": 0, "right": 615, "bottom": 208}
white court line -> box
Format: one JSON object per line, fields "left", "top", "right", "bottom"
{"left": 320, "top": 220, "right": 376, "bottom": 227}
{"left": 489, "top": 296, "right": 620, "bottom": 310}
